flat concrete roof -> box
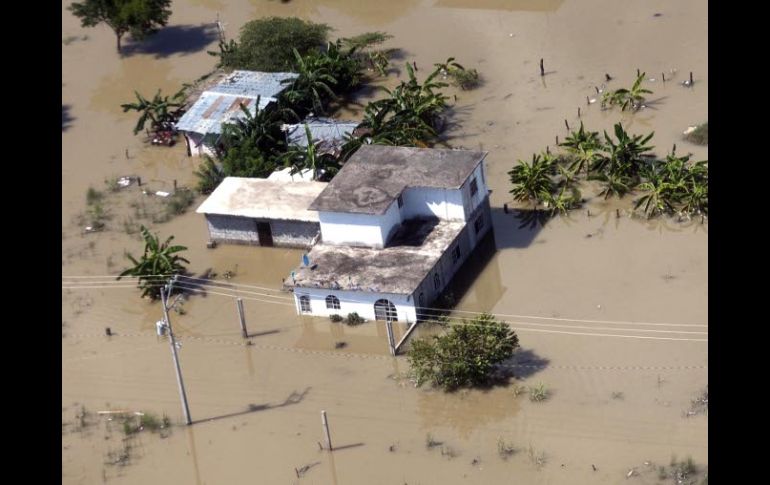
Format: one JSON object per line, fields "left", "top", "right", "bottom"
{"left": 308, "top": 145, "right": 487, "bottom": 215}
{"left": 289, "top": 218, "right": 465, "bottom": 295}
{"left": 196, "top": 177, "right": 327, "bottom": 222}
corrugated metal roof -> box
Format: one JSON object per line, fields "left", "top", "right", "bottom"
{"left": 285, "top": 118, "right": 359, "bottom": 148}
{"left": 176, "top": 70, "right": 298, "bottom": 136}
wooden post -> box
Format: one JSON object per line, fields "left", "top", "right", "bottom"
{"left": 105, "top": 327, "right": 112, "bottom": 336}
{"left": 503, "top": 203, "right": 509, "bottom": 214}
{"left": 662, "top": 72, "right": 666, "bottom": 82}
{"left": 577, "top": 107, "right": 581, "bottom": 118}
{"left": 173, "top": 180, "right": 178, "bottom": 192}
{"left": 539, "top": 58, "right": 544, "bottom": 76}
{"left": 236, "top": 298, "right": 248, "bottom": 338}
{"left": 385, "top": 320, "right": 396, "bottom": 356}
{"left": 161, "top": 287, "right": 192, "bottom": 425}
{"left": 137, "top": 176, "right": 142, "bottom": 187}
{"left": 564, "top": 119, "right": 570, "bottom": 131}
{"left": 321, "top": 410, "right": 332, "bottom": 451}
{"left": 586, "top": 95, "right": 590, "bottom": 105}
{"left": 636, "top": 68, "right": 640, "bottom": 77}
{"left": 555, "top": 135, "right": 559, "bottom": 145}
{"left": 689, "top": 72, "right": 693, "bottom": 85}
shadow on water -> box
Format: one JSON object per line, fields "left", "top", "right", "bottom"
{"left": 62, "top": 105, "right": 74, "bottom": 131}
{"left": 502, "top": 347, "right": 550, "bottom": 379}
{"left": 121, "top": 24, "right": 220, "bottom": 58}
{"left": 491, "top": 207, "right": 546, "bottom": 249}
{"left": 193, "top": 387, "right": 311, "bottom": 424}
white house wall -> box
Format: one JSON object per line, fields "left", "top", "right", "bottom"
{"left": 184, "top": 132, "right": 217, "bottom": 157}
{"left": 293, "top": 287, "right": 417, "bottom": 323}
{"left": 400, "top": 187, "right": 465, "bottom": 221}
{"left": 319, "top": 203, "right": 401, "bottom": 248}
{"left": 461, "top": 162, "right": 488, "bottom": 220}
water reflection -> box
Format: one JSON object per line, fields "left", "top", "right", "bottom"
{"left": 90, "top": 57, "right": 181, "bottom": 116}
{"left": 249, "top": 0, "right": 421, "bottom": 26}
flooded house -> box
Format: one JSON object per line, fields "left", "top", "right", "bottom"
{"left": 287, "top": 145, "right": 492, "bottom": 323}
{"left": 195, "top": 177, "right": 326, "bottom": 248}
{"left": 175, "top": 70, "right": 298, "bottom": 157}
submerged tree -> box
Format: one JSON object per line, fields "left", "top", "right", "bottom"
{"left": 280, "top": 124, "right": 340, "bottom": 181}
{"left": 508, "top": 153, "right": 555, "bottom": 205}
{"left": 408, "top": 314, "right": 520, "bottom": 391}
{"left": 601, "top": 72, "right": 653, "bottom": 111}
{"left": 69, "top": 0, "right": 173, "bottom": 53}
{"left": 118, "top": 226, "right": 189, "bottom": 300}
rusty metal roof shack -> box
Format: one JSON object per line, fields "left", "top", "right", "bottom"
{"left": 175, "top": 70, "right": 298, "bottom": 136}
{"left": 284, "top": 118, "right": 359, "bottom": 156}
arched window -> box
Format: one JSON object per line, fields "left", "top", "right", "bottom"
{"left": 434, "top": 272, "right": 441, "bottom": 290}
{"left": 374, "top": 299, "right": 398, "bottom": 322}
{"left": 325, "top": 295, "right": 341, "bottom": 309}
{"left": 299, "top": 295, "right": 311, "bottom": 313}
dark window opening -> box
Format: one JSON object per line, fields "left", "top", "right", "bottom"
{"left": 299, "top": 295, "right": 311, "bottom": 313}
{"left": 452, "top": 244, "right": 461, "bottom": 263}
{"left": 474, "top": 214, "right": 484, "bottom": 234}
{"left": 470, "top": 177, "right": 478, "bottom": 197}
{"left": 434, "top": 272, "right": 441, "bottom": 290}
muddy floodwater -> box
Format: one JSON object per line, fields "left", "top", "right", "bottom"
{"left": 62, "top": 0, "right": 707, "bottom": 483}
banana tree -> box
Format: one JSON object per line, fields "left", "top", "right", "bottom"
{"left": 559, "top": 122, "right": 603, "bottom": 175}
{"left": 281, "top": 48, "right": 339, "bottom": 115}
{"left": 593, "top": 123, "right": 655, "bottom": 178}
{"left": 121, "top": 88, "right": 186, "bottom": 135}
{"left": 281, "top": 124, "right": 339, "bottom": 181}
{"left": 118, "top": 226, "right": 189, "bottom": 300}
{"left": 508, "top": 153, "right": 555, "bottom": 204}
{"left": 601, "top": 73, "right": 653, "bottom": 111}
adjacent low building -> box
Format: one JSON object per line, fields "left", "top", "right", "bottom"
{"left": 287, "top": 144, "right": 492, "bottom": 323}
{"left": 195, "top": 177, "right": 326, "bottom": 248}
{"left": 283, "top": 117, "right": 360, "bottom": 157}
{"left": 176, "top": 70, "right": 299, "bottom": 157}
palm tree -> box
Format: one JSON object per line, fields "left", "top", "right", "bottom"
{"left": 118, "top": 226, "right": 189, "bottom": 300}
{"left": 121, "top": 88, "right": 186, "bottom": 135}
{"left": 281, "top": 48, "right": 339, "bottom": 115}
{"left": 508, "top": 153, "right": 555, "bottom": 204}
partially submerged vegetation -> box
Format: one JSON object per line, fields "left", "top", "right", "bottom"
{"left": 601, "top": 73, "right": 653, "bottom": 111}
{"left": 117, "top": 226, "right": 189, "bottom": 299}
{"left": 408, "top": 313, "right": 519, "bottom": 390}
{"left": 509, "top": 122, "right": 708, "bottom": 221}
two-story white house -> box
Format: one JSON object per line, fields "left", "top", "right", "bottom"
{"left": 287, "top": 144, "right": 492, "bottom": 323}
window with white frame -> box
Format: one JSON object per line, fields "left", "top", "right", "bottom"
{"left": 299, "top": 295, "right": 311, "bottom": 312}
{"left": 325, "top": 295, "right": 340, "bottom": 309}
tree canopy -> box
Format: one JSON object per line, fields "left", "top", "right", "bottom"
{"left": 215, "top": 17, "right": 331, "bottom": 72}
{"left": 69, "top": 0, "right": 172, "bottom": 53}
{"left": 408, "top": 314, "right": 520, "bottom": 391}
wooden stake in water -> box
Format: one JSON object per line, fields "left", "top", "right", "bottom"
{"left": 237, "top": 298, "right": 248, "bottom": 338}
{"left": 321, "top": 410, "right": 333, "bottom": 451}
{"left": 540, "top": 58, "right": 545, "bottom": 76}
{"left": 564, "top": 119, "right": 570, "bottom": 131}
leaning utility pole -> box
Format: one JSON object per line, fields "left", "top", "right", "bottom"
{"left": 161, "top": 285, "right": 192, "bottom": 425}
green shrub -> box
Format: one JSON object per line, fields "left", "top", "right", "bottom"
{"left": 345, "top": 312, "right": 365, "bottom": 325}
{"left": 218, "top": 17, "right": 330, "bottom": 72}
{"left": 329, "top": 314, "right": 343, "bottom": 323}
{"left": 407, "top": 313, "right": 519, "bottom": 390}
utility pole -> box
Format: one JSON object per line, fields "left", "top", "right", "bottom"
{"left": 161, "top": 285, "right": 192, "bottom": 425}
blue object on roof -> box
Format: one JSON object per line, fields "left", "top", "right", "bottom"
{"left": 285, "top": 117, "right": 359, "bottom": 151}
{"left": 302, "top": 254, "right": 310, "bottom": 267}
{"left": 176, "top": 70, "right": 298, "bottom": 136}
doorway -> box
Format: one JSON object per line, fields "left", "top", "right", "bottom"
{"left": 256, "top": 222, "right": 273, "bottom": 247}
